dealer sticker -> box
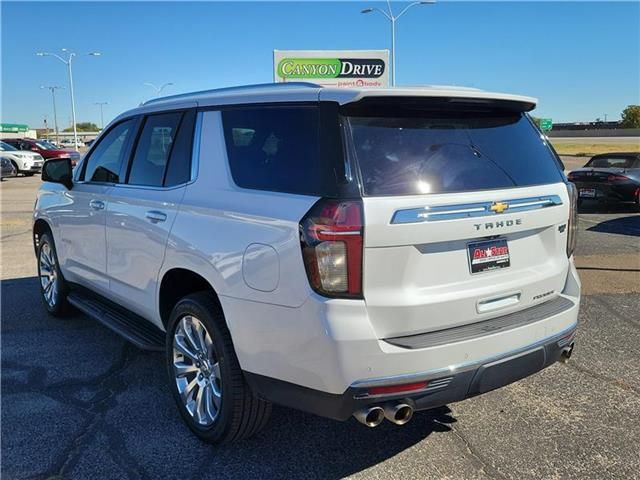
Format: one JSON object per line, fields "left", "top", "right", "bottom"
{"left": 468, "top": 239, "right": 511, "bottom": 274}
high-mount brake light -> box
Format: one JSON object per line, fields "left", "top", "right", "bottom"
{"left": 299, "top": 199, "right": 363, "bottom": 298}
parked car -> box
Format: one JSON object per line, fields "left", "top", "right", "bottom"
{"left": 567, "top": 152, "right": 640, "bottom": 211}
{"left": 3, "top": 138, "right": 81, "bottom": 166}
{"left": 59, "top": 138, "right": 84, "bottom": 148}
{"left": 84, "top": 138, "right": 96, "bottom": 147}
{"left": 1, "top": 156, "right": 17, "bottom": 180}
{"left": 34, "top": 83, "right": 580, "bottom": 444}
{"left": 0, "top": 141, "right": 44, "bottom": 176}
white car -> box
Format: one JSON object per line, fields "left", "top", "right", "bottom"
{"left": 0, "top": 141, "right": 44, "bottom": 176}
{"left": 33, "top": 83, "right": 580, "bottom": 444}
{"left": 59, "top": 138, "right": 83, "bottom": 148}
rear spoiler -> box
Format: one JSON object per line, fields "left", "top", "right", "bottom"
{"left": 338, "top": 96, "right": 537, "bottom": 115}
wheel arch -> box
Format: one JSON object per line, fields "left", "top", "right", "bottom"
{"left": 158, "top": 267, "right": 224, "bottom": 330}
{"left": 33, "top": 218, "right": 53, "bottom": 256}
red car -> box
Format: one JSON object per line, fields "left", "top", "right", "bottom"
{"left": 3, "top": 138, "right": 81, "bottom": 166}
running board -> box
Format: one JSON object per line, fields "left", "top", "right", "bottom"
{"left": 67, "top": 290, "right": 165, "bottom": 351}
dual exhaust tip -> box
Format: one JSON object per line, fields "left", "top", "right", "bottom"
{"left": 353, "top": 403, "right": 414, "bottom": 427}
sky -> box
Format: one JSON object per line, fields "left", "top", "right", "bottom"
{"left": 2, "top": 1, "right": 639, "bottom": 129}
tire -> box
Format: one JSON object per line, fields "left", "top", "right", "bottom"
{"left": 166, "top": 292, "right": 271, "bottom": 444}
{"left": 37, "top": 232, "right": 70, "bottom": 316}
{"left": 23, "top": 172, "right": 35, "bottom": 177}
{"left": 10, "top": 160, "right": 19, "bottom": 176}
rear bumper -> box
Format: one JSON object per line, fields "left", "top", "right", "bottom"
{"left": 245, "top": 324, "right": 577, "bottom": 421}
{"left": 225, "top": 247, "right": 581, "bottom": 422}
{"left": 574, "top": 181, "right": 638, "bottom": 202}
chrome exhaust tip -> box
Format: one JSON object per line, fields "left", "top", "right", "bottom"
{"left": 383, "top": 403, "right": 414, "bottom": 425}
{"left": 560, "top": 342, "right": 575, "bottom": 362}
{"left": 353, "top": 406, "right": 385, "bottom": 427}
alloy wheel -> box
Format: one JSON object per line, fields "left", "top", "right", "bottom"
{"left": 172, "top": 315, "right": 222, "bottom": 426}
{"left": 39, "top": 243, "right": 58, "bottom": 307}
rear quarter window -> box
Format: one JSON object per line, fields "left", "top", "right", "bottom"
{"left": 221, "top": 105, "right": 346, "bottom": 197}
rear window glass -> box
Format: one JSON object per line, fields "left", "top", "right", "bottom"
{"left": 344, "top": 111, "right": 564, "bottom": 196}
{"left": 586, "top": 156, "right": 637, "bottom": 169}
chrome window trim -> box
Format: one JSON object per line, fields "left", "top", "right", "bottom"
{"left": 391, "top": 195, "right": 563, "bottom": 225}
{"left": 191, "top": 111, "right": 203, "bottom": 183}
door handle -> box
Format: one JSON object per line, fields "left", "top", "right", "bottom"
{"left": 145, "top": 210, "right": 167, "bottom": 223}
{"left": 89, "top": 199, "right": 105, "bottom": 210}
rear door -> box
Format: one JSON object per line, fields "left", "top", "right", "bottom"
{"left": 105, "top": 110, "right": 195, "bottom": 323}
{"left": 343, "top": 103, "right": 571, "bottom": 339}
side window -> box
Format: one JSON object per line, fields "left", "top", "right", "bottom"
{"left": 82, "top": 119, "right": 135, "bottom": 183}
{"left": 221, "top": 106, "right": 321, "bottom": 195}
{"left": 163, "top": 109, "right": 196, "bottom": 186}
{"left": 127, "top": 113, "right": 182, "bottom": 186}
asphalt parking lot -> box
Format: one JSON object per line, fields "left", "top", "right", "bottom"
{"left": 1, "top": 167, "right": 639, "bottom": 480}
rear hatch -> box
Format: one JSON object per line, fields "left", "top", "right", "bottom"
{"left": 342, "top": 98, "right": 571, "bottom": 339}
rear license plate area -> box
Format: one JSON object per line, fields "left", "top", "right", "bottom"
{"left": 579, "top": 188, "right": 596, "bottom": 198}
{"left": 468, "top": 238, "right": 510, "bottom": 274}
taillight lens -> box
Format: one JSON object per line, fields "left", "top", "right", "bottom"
{"left": 607, "top": 174, "right": 629, "bottom": 182}
{"left": 566, "top": 182, "right": 578, "bottom": 257}
{"left": 300, "top": 199, "right": 363, "bottom": 298}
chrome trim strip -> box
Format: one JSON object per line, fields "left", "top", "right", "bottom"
{"left": 190, "top": 111, "right": 203, "bottom": 182}
{"left": 319, "top": 230, "right": 361, "bottom": 236}
{"left": 391, "top": 195, "right": 563, "bottom": 224}
{"left": 350, "top": 321, "right": 578, "bottom": 389}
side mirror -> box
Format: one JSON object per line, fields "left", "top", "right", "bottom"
{"left": 42, "top": 158, "right": 73, "bottom": 190}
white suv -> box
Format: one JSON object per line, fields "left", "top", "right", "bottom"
{"left": 34, "top": 83, "right": 580, "bottom": 443}
{"left": 0, "top": 141, "right": 44, "bottom": 176}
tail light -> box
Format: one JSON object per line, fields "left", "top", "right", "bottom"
{"left": 566, "top": 182, "right": 578, "bottom": 257}
{"left": 300, "top": 199, "right": 363, "bottom": 298}
{"left": 607, "top": 174, "right": 629, "bottom": 182}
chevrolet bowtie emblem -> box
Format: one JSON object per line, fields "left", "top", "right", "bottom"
{"left": 490, "top": 202, "right": 509, "bottom": 214}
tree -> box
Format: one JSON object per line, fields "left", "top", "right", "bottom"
{"left": 530, "top": 116, "right": 541, "bottom": 128}
{"left": 621, "top": 105, "right": 640, "bottom": 128}
{"left": 63, "top": 122, "right": 99, "bottom": 132}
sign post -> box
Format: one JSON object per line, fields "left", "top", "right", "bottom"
{"left": 274, "top": 50, "right": 389, "bottom": 88}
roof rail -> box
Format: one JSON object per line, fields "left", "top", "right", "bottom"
{"left": 142, "top": 82, "right": 322, "bottom": 106}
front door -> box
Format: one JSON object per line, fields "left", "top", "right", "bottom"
{"left": 58, "top": 118, "right": 138, "bottom": 294}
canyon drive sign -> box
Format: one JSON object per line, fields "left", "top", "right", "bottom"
{"left": 274, "top": 50, "right": 389, "bottom": 88}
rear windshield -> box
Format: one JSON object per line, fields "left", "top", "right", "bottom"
{"left": 344, "top": 110, "right": 564, "bottom": 196}
{"left": 586, "top": 156, "right": 638, "bottom": 169}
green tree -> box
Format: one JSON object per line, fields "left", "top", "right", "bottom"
{"left": 621, "top": 105, "right": 640, "bottom": 128}
{"left": 530, "top": 116, "right": 542, "bottom": 128}
{"left": 63, "top": 122, "right": 99, "bottom": 132}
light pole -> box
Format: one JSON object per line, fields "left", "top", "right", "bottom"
{"left": 361, "top": 0, "right": 435, "bottom": 86}
{"left": 94, "top": 102, "right": 108, "bottom": 130}
{"left": 36, "top": 49, "right": 101, "bottom": 150}
{"left": 144, "top": 82, "right": 174, "bottom": 98}
{"left": 40, "top": 85, "right": 63, "bottom": 144}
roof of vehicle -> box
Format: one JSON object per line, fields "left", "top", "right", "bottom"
{"left": 118, "top": 82, "right": 537, "bottom": 120}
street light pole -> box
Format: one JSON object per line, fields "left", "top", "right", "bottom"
{"left": 36, "top": 49, "right": 101, "bottom": 150}
{"left": 143, "top": 82, "right": 174, "bottom": 98}
{"left": 41, "top": 85, "right": 63, "bottom": 144}
{"left": 94, "top": 102, "right": 108, "bottom": 130}
{"left": 361, "top": 0, "right": 436, "bottom": 86}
